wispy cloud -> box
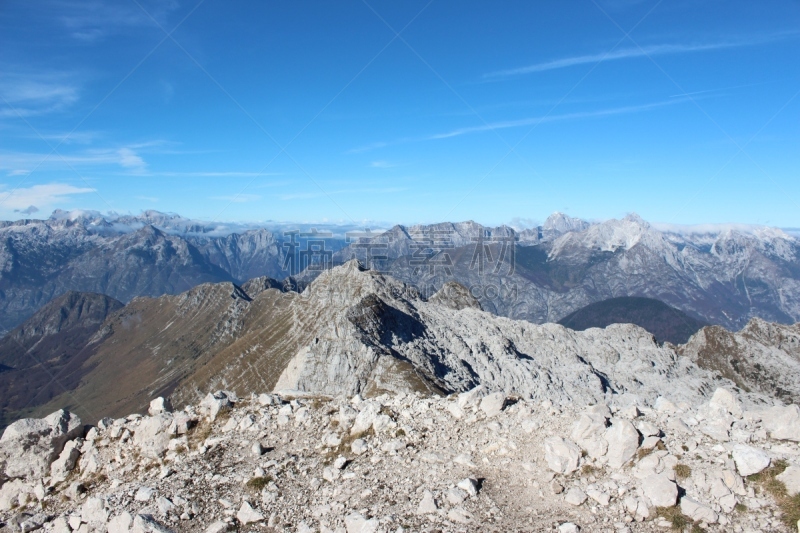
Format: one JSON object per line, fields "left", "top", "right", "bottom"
{"left": 135, "top": 195, "right": 159, "bottom": 203}
{"left": 484, "top": 34, "right": 796, "bottom": 78}
{"left": 56, "top": 0, "right": 180, "bottom": 41}
{"left": 370, "top": 160, "right": 395, "bottom": 169}
{"left": 427, "top": 99, "right": 687, "bottom": 140}
{"left": 0, "top": 183, "right": 95, "bottom": 212}
{"left": 0, "top": 70, "right": 80, "bottom": 118}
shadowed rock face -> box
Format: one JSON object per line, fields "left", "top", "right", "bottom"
{"left": 679, "top": 318, "right": 800, "bottom": 404}
{"left": 557, "top": 296, "right": 708, "bottom": 345}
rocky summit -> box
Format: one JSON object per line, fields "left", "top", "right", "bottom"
{"left": 1, "top": 386, "right": 800, "bottom": 532}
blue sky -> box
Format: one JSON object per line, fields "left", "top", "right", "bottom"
{"left": 1, "top": 0, "right": 799, "bottom": 228}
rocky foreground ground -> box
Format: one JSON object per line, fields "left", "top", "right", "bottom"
{"left": 1, "top": 387, "right": 800, "bottom": 533}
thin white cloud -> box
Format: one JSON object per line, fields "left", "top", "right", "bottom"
{"left": 135, "top": 195, "right": 159, "bottom": 203}
{"left": 0, "top": 183, "right": 95, "bottom": 211}
{"left": 370, "top": 160, "right": 394, "bottom": 168}
{"left": 427, "top": 99, "right": 686, "bottom": 140}
{"left": 484, "top": 35, "right": 796, "bottom": 78}
{"left": 0, "top": 70, "right": 80, "bottom": 118}
{"left": 117, "top": 147, "right": 146, "bottom": 169}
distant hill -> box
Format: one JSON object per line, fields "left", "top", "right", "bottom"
{"left": 0, "top": 291, "right": 123, "bottom": 429}
{"left": 557, "top": 296, "right": 708, "bottom": 345}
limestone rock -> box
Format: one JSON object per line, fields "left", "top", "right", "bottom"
{"left": 544, "top": 437, "right": 581, "bottom": 474}
{"left": 148, "top": 397, "right": 173, "bottom": 416}
{"left": 0, "top": 409, "right": 83, "bottom": 479}
{"left": 564, "top": 487, "right": 587, "bottom": 506}
{"left": 732, "top": 444, "right": 770, "bottom": 477}
{"left": 417, "top": 490, "right": 438, "bottom": 514}
{"left": 479, "top": 392, "right": 506, "bottom": 417}
{"left": 344, "top": 512, "right": 379, "bottom": 533}
{"left": 198, "top": 391, "right": 233, "bottom": 421}
{"left": 708, "top": 388, "right": 742, "bottom": 418}
{"left": 680, "top": 497, "right": 717, "bottom": 524}
{"left": 777, "top": 465, "right": 800, "bottom": 496}
{"left": 761, "top": 404, "right": 800, "bottom": 442}
{"left": 236, "top": 502, "right": 264, "bottom": 525}
{"left": 641, "top": 473, "right": 678, "bottom": 507}
{"left": 603, "top": 419, "right": 640, "bottom": 469}
{"left": 133, "top": 415, "right": 173, "bottom": 458}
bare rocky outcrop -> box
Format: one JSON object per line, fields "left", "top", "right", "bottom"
{"left": 0, "top": 388, "right": 798, "bottom": 532}
{"left": 0, "top": 409, "right": 83, "bottom": 480}
{"left": 679, "top": 318, "right": 800, "bottom": 404}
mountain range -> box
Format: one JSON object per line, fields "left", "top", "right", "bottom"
{"left": 1, "top": 210, "right": 798, "bottom": 337}
{"left": 2, "top": 261, "right": 798, "bottom": 430}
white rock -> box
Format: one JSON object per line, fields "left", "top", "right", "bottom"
{"left": 51, "top": 517, "right": 71, "bottom": 533}
{"left": 635, "top": 421, "right": 659, "bottom": 437}
{"left": 603, "top": 419, "right": 640, "bottom": 469}
{"left": 344, "top": 512, "right": 379, "bottom": 533}
{"left": 641, "top": 473, "right": 678, "bottom": 507}
{"left": 479, "top": 392, "right": 506, "bottom": 417}
{"left": 198, "top": 391, "right": 233, "bottom": 421}
{"left": 777, "top": 465, "right": 800, "bottom": 496}
{"left": 148, "top": 397, "right": 173, "bottom": 416}
{"left": 457, "top": 478, "right": 479, "bottom": 497}
{"left": 135, "top": 486, "right": 155, "bottom": 502}
{"left": 446, "top": 487, "right": 467, "bottom": 505}
{"left": 655, "top": 397, "right": 678, "bottom": 413}
{"left": 251, "top": 441, "right": 264, "bottom": 457}
{"left": 81, "top": 497, "right": 109, "bottom": 524}
{"left": 571, "top": 412, "right": 608, "bottom": 459}
{"left": 709, "top": 388, "right": 742, "bottom": 418}
{"left": 564, "top": 486, "right": 587, "bottom": 506}
{"left": 350, "top": 402, "right": 380, "bottom": 435}
{"left": 133, "top": 414, "right": 173, "bottom": 458}
{"left": 558, "top": 523, "right": 580, "bottom": 533}
{"left": 0, "top": 409, "right": 83, "bottom": 479}
{"left": 680, "top": 497, "right": 717, "bottom": 524}
{"left": 761, "top": 404, "right": 800, "bottom": 442}
{"left": 381, "top": 440, "right": 406, "bottom": 453}
{"left": 108, "top": 512, "right": 134, "bottom": 533}
{"left": 544, "top": 437, "right": 581, "bottom": 474}
{"left": 586, "top": 487, "right": 610, "bottom": 506}
{"left": 204, "top": 522, "right": 231, "bottom": 533}
{"left": 237, "top": 502, "right": 264, "bottom": 524}
{"left": 351, "top": 439, "right": 368, "bottom": 455}
{"left": 50, "top": 439, "right": 81, "bottom": 483}
{"left": 457, "top": 385, "right": 485, "bottom": 409}
{"left": 732, "top": 444, "right": 771, "bottom": 477}
{"left": 417, "top": 490, "right": 438, "bottom": 514}
{"left": 333, "top": 456, "right": 348, "bottom": 469}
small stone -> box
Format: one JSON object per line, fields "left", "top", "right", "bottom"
{"left": 251, "top": 441, "right": 264, "bottom": 457}
{"left": 544, "top": 437, "right": 581, "bottom": 474}
{"left": 558, "top": 523, "right": 580, "bottom": 533}
{"left": 204, "top": 521, "right": 231, "bottom": 533}
{"left": 680, "top": 497, "right": 717, "bottom": 524}
{"left": 108, "top": 512, "right": 133, "bottom": 533}
{"left": 603, "top": 420, "right": 640, "bottom": 469}
{"left": 417, "top": 490, "right": 438, "bottom": 514}
{"left": 564, "top": 487, "right": 587, "bottom": 506}
{"left": 237, "top": 502, "right": 264, "bottom": 525}
{"left": 351, "top": 439, "right": 368, "bottom": 455}
{"left": 135, "top": 486, "right": 155, "bottom": 502}
{"left": 148, "top": 397, "right": 173, "bottom": 416}
{"left": 551, "top": 481, "right": 565, "bottom": 494}
{"left": 333, "top": 456, "right": 347, "bottom": 470}
{"left": 344, "top": 512, "right": 379, "bottom": 533}
{"left": 480, "top": 392, "right": 506, "bottom": 417}
{"left": 446, "top": 487, "right": 467, "bottom": 505}
{"left": 457, "top": 478, "right": 479, "bottom": 497}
